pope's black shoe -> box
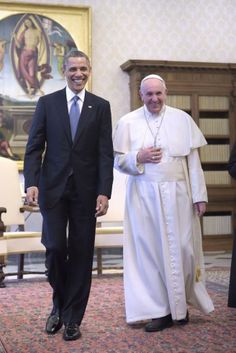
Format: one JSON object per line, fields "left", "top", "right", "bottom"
{"left": 45, "top": 312, "right": 63, "bottom": 335}
{"left": 63, "top": 323, "right": 81, "bottom": 341}
{"left": 145, "top": 314, "right": 173, "bottom": 332}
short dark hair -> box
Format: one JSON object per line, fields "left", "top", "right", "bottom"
{"left": 63, "top": 49, "right": 90, "bottom": 68}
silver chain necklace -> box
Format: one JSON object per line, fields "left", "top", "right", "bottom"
{"left": 143, "top": 106, "right": 166, "bottom": 147}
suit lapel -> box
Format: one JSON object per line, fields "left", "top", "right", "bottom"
{"left": 56, "top": 90, "right": 96, "bottom": 145}
{"left": 56, "top": 89, "right": 73, "bottom": 144}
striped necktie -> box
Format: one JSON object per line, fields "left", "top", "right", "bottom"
{"left": 69, "top": 96, "right": 80, "bottom": 140}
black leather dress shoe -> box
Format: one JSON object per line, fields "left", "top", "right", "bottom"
{"left": 175, "top": 310, "right": 189, "bottom": 325}
{"left": 145, "top": 314, "right": 173, "bottom": 332}
{"left": 45, "top": 313, "right": 63, "bottom": 334}
{"left": 63, "top": 323, "right": 81, "bottom": 341}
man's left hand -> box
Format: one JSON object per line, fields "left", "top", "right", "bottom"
{"left": 194, "top": 202, "right": 206, "bottom": 217}
{"left": 95, "top": 195, "right": 109, "bottom": 217}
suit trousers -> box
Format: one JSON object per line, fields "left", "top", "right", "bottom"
{"left": 41, "top": 175, "right": 97, "bottom": 324}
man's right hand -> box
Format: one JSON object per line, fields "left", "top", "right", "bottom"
{"left": 137, "top": 147, "right": 162, "bottom": 164}
{"left": 26, "top": 186, "right": 39, "bottom": 206}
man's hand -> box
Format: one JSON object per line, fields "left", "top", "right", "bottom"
{"left": 137, "top": 147, "right": 162, "bottom": 164}
{"left": 26, "top": 186, "right": 39, "bottom": 206}
{"left": 95, "top": 195, "right": 109, "bottom": 217}
{"left": 194, "top": 202, "right": 206, "bottom": 217}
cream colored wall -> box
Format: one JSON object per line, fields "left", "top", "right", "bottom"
{"left": 10, "top": 0, "right": 236, "bottom": 125}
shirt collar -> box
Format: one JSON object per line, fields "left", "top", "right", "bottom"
{"left": 66, "top": 86, "right": 85, "bottom": 103}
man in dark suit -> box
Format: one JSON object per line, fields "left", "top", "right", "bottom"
{"left": 24, "top": 50, "right": 114, "bottom": 341}
{"left": 227, "top": 142, "right": 236, "bottom": 308}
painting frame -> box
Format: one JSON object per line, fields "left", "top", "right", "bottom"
{"left": 0, "top": 1, "right": 92, "bottom": 170}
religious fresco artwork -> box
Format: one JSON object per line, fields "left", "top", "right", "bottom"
{"left": 11, "top": 14, "right": 52, "bottom": 98}
{"left": 0, "top": 3, "right": 91, "bottom": 166}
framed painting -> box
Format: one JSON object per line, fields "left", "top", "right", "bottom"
{"left": 0, "top": 1, "right": 91, "bottom": 169}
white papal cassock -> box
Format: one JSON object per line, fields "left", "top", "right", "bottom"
{"left": 113, "top": 105, "right": 214, "bottom": 323}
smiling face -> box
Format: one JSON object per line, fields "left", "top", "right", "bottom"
{"left": 63, "top": 56, "right": 91, "bottom": 94}
{"left": 140, "top": 78, "right": 167, "bottom": 114}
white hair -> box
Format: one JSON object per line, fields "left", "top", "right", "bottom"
{"left": 140, "top": 74, "right": 166, "bottom": 91}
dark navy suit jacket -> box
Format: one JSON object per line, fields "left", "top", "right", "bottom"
{"left": 228, "top": 142, "right": 236, "bottom": 179}
{"left": 24, "top": 88, "right": 114, "bottom": 211}
{"left": 227, "top": 142, "right": 236, "bottom": 307}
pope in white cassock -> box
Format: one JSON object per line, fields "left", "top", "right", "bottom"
{"left": 113, "top": 74, "right": 214, "bottom": 332}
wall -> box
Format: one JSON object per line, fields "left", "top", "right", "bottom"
{"left": 9, "top": 0, "right": 236, "bottom": 125}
